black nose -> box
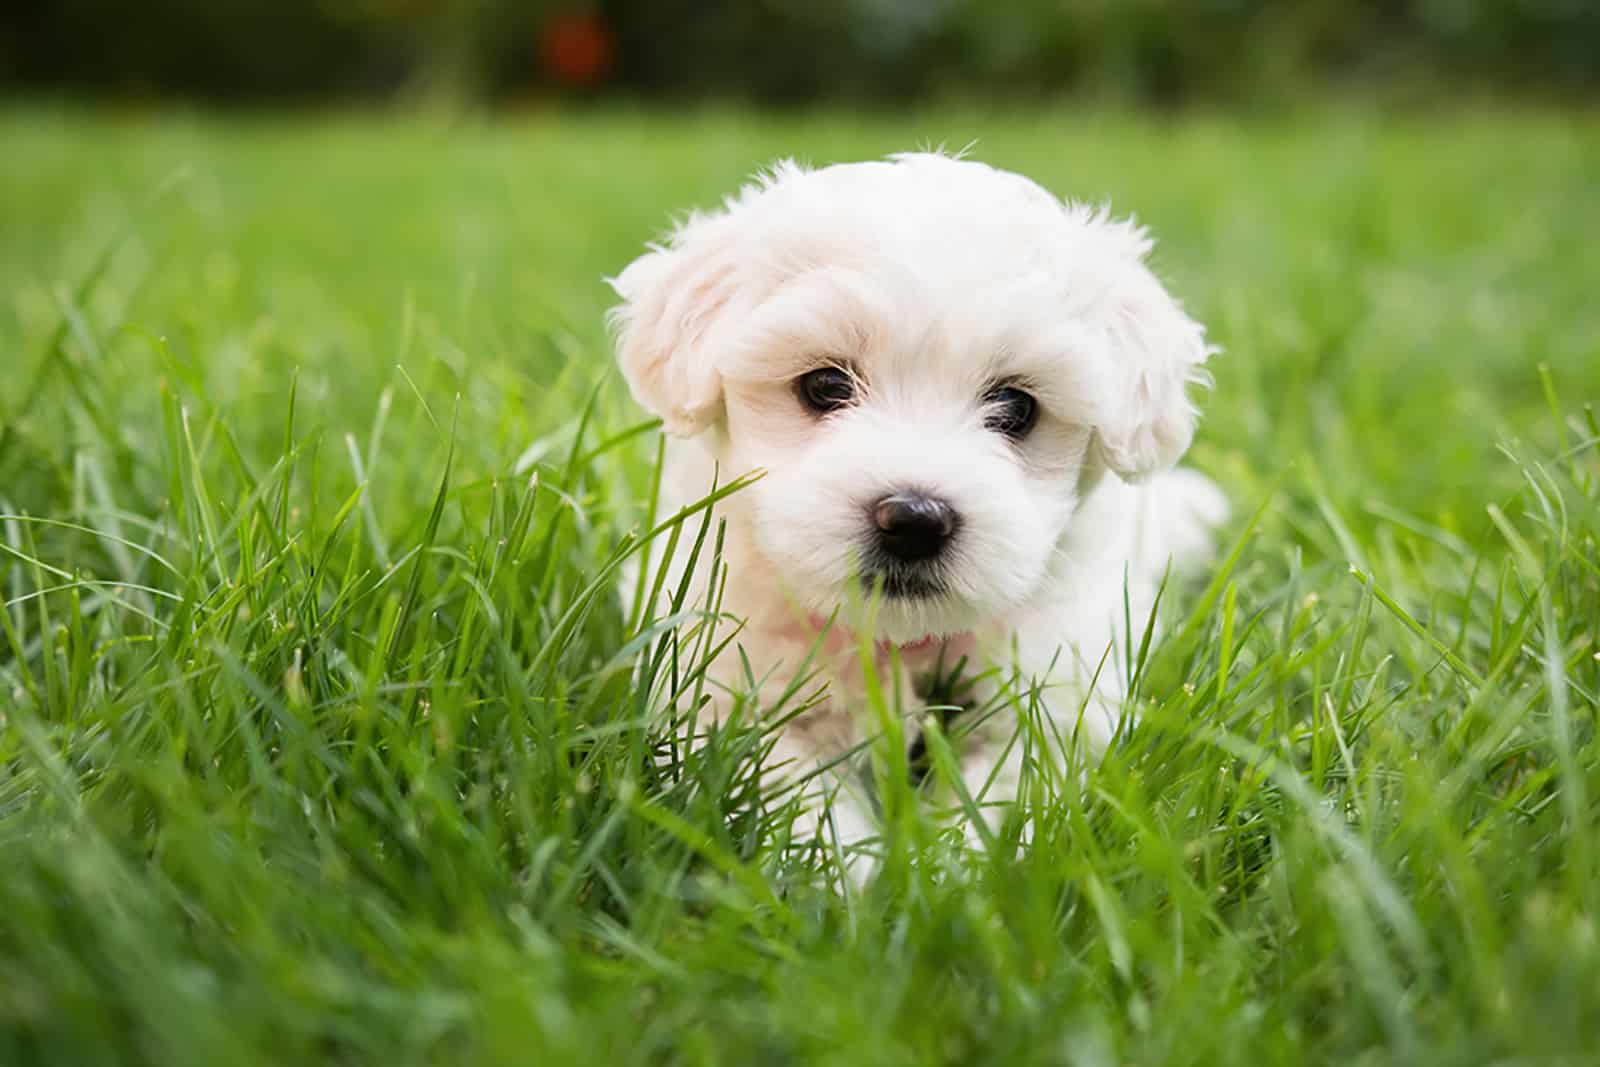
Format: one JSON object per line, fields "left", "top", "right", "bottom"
{"left": 873, "top": 492, "right": 958, "bottom": 563}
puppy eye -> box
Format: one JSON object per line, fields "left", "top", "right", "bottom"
{"left": 983, "top": 385, "right": 1038, "bottom": 440}
{"left": 796, "top": 366, "right": 857, "bottom": 415}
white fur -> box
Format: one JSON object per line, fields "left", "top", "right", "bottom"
{"left": 609, "top": 153, "right": 1227, "bottom": 875}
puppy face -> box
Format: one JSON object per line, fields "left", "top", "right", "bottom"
{"left": 610, "top": 154, "right": 1211, "bottom": 641}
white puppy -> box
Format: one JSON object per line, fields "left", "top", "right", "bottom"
{"left": 609, "top": 152, "right": 1227, "bottom": 868}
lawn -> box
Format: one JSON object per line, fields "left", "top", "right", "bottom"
{"left": 1, "top": 105, "right": 1598, "bottom": 1066}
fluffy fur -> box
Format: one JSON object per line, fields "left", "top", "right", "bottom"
{"left": 609, "top": 152, "right": 1227, "bottom": 868}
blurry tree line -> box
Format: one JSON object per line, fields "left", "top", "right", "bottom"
{"left": 3, "top": 0, "right": 1597, "bottom": 105}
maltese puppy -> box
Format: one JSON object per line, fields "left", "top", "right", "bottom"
{"left": 609, "top": 152, "right": 1227, "bottom": 867}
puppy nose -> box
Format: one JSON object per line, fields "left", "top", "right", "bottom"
{"left": 873, "top": 492, "right": 957, "bottom": 562}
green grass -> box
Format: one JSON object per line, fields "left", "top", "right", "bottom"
{"left": 1, "top": 105, "right": 1598, "bottom": 1066}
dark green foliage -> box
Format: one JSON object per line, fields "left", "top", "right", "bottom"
{"left": 3, "top": 0, "right": 1599, "bottom": 104}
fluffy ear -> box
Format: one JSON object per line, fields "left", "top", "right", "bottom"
{"left": 607, "top": 217, "right": 741, "bottom": 437}
{"left": 1082, "top": 223, "right": 1214, "bottom": 480}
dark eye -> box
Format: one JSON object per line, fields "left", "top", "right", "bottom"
{"left": 983, "top": 385, "right": 1038, "bottom": 440}
{"left": 796, "top": 366, "right": 857, "bottom": 414}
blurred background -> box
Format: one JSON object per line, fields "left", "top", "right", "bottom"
{"left": 4, "top": 0, "right": 1598, "bottom": 108}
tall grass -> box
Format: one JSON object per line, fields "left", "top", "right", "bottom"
{"left": 0, "top": 107, "right": 1597, "bottom": 1065}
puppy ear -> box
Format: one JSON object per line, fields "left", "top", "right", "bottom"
{"left": 607, "top": 217, "right": 740, "bottom": 437}
{"left": 1083, "top": 221, "right": 1214, "bottom": 480}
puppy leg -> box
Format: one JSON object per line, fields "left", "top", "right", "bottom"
{"left": 957, "top": 726, "right": 1026, "bottom": 845}
{"left": 950, "top": 657, "right": 1126, "bottom": 854}
{"left": 765, "top": 725, "right": 881, "bottom": 884}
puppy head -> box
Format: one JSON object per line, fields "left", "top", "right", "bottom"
{"left": 609, "top": 154, "right": 1212, "bottom": 639}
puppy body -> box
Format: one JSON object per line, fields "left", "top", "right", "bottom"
{"left": 611, "top": 154, "right": 1226, "bottom": 861}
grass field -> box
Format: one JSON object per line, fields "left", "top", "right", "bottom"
{"left": 1, "top": 106, "right": 1598, "bottom": 1065}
